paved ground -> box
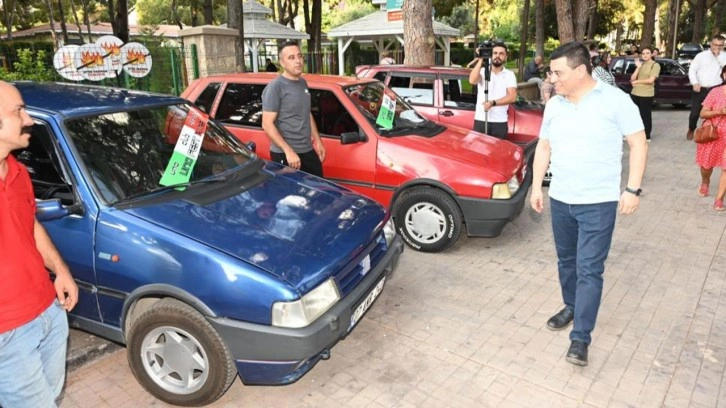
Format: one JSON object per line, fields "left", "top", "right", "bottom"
{"left": 59, "top": 107, "right": 726, "bottom": 407}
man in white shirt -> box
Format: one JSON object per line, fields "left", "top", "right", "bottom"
{"left": 468, "top": 42, "right": 517, "bottom": 140}
{"left": 687, "top": 35, "right": 726, "bottom": 140}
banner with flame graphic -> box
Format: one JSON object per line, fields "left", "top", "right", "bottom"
{"left": 97, "top": 35, "right": 124, "bottom": 77}
{"left": 121, "top": 42, "right": 153, "bottom": 78}
{"left": 73, "top": 43, "right": 112, "bottom": 81}
{"left": 53, "top": 45, "right": 84, "bottom": 81}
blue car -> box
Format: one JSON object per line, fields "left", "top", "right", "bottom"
{"left": 17, "top": 82, "right": 403, "bottom": 406}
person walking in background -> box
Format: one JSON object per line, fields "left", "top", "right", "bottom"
{"left": 468, "top": 42, "right": 517, "bottom": 139}
{"left": 530, "top": 42, "right": 648, "bottom": 367}
{"left": 265, "top": 58, "right": 278, "bottom": 72}
{"left": 687, "top": 34, "right": 726, "bottom": 140}
{"left": 696, "top": 66, "right": 726, "bottom": 210}
{"left": 591, "top": 53, "right": 615, "bottom": 86}
{"left": 0, "top": 81, "right": 79, "bottom": 408}
{"left": 524, "top": 55, "right": 545, "bottom": 83}
{"left": 630, "top": 46, "right": 660, "bottom": 141}
{"left": 380, "top": 52, "right": 395, "bottom": 65}
{"left": 262, "top": 41, "right": 326, "bottom": 177}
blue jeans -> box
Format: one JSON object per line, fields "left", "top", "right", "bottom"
{"left": 550, "top": 199, "right": 617, "bottom": 345}
{"left": 0, "top": 299, "right": 69, "bottom": 408}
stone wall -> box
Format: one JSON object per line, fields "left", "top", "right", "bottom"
{"left": 179, "top": 26, "right": 238, "bottom": 80}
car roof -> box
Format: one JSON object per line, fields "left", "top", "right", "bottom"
{"left": 611, "top": 56, "right": 679, "bottom": 63}
{"left": 15, "top": 81, "right": 185, "bottom": 118}
{"left": 199, "top": 72, "right": 376, "bottom": 86}
{"left": 362, "top": 65, "right": 470, "bottom": 75}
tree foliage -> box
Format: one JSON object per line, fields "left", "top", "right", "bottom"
{"left": 440, "top": 3, "right": 475, "bottom": 37}
{"left": 0, "top": 49, "right": 56, "bottom": 80}
{"left": 137, "top": 0, "right": 225, "bottom": 25}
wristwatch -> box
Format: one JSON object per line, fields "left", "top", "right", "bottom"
{"left": 624, "top": 187, "right": 642, "bottom": 196}
{"left": 492, "top": 100, "right": 497, "bottom": 106}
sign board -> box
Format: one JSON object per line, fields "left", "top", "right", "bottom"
{"left": 387, "top": 0, "right": 404, "bottom": 21}
{"left": 53, "top": 45, "right": 84, "bottom": 81}
{"left": 53, "top": 35, "right": 152, "bottom": 81}
{"left": 96, "top": 35, "right": 124, "bottom": 77}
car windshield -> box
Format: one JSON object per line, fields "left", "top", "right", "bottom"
{"left": 65, "top": 104, "right": 255, "bottom": 204}
{"left": 343, "top": 81, "right": 441, "bottom": 136}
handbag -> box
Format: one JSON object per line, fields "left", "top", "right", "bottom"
{"left": 694, "top": 119, "right": 719, "bottom": 144}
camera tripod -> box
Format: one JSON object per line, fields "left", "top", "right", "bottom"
{"left": 480, "top": 56, "right": 492, "bottom": 135}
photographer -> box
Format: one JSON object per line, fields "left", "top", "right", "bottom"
{"left": 468, "top": 41, "right": 517, "bottom": 140}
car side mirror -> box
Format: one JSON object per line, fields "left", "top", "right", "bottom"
{"left": 36, "top": 199, "right": 83, "bottom": 221}
{"left": 341, "top": 130, "right": 367, "bottom": 145}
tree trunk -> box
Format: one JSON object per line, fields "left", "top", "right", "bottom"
{"left": 641, "top": 0, "right": 657, "bottom": 48}
{"left": 115, "top": 0, "right": 128, "bottom": 43}
{"left": 303, "top": 0, "right": 322, "bottom": 73}
{"left": 171, "top": 0, "right": 183, "bottom": 28}
{"left": 535, "top": 0, "right": 544, "bottom": 57}
{"left": 518, "top": 0, "right": 531, "bottom": 80}
{"left": 81, "top": 0, "right": 92, "bottom": 41}
{"left": 227, "top": 0, "right": 244, "bottom": 71}
{"left": 3, "top": 0, "right": 17, "bottom": 40}
{"left": 57, "top": 0, "right": 69, "bottom": 44}
{"left": 43, "top": 0, "right": 58, "bottom": 48}
{"left": 403, "top": 0, "right": 435, "bottom": 65}
{"left": 665, "top": 0, "right": 679, "bottom": 57}
{"left": 191, "top": 0, "right": 198, "bottom": 27}
{"left": 107, "top": 0, "right": 117, "bottom": 36}
{"left": 69, "top": 0, "right": 86, "bottom": 42}
{"left": 712, "top": 0, "right": 726, "bottom": 36}
{"left": 554, "top": 0, "right": 575, "bottom": 43}
{"left": 615, "top": 20, "right": 623, "bottom": 52}
{"left": 573, "top": 0, "right": 588, "bottom": 41}
{"left": 203, "top": 0, "right": 213, "bottom": 24}
{"left": 691, "top": 0, "right": 707, "bottom": 43}
{"left": 586, "top": 0, "right": 597, "bottom": 40}
{"left": 239, "top": 10, "right": 246, "bottom": 72}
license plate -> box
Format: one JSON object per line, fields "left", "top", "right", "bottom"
{"left": 349, "top": 276, "right": 386, "bottom": 329}
{"left": 360, "top": 255, "right": 371, "bottom": 276}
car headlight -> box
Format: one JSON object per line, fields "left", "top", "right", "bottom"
{"left": 383, "top": 217, "right": 396, "bottom": 247}
{"left": 492, "top": 175, "right": 521, "bottom": 199}
{"left": 272, "top": 278, "right": 340, "bottom": 328}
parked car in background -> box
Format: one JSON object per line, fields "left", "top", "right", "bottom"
{"left": 183, "top": 73, "right": 531, "bottom": 253}
{"left": 609, "top": 57, "right": 691, "bottom": 107}
{"left": 355, "top": 65, "right": 543, "bottom": 156}
{"left": 677, "top": 43, "right": 704, "bottom": 70}
{"left": 19, "top": 82, "right": 403, "bottom": 406}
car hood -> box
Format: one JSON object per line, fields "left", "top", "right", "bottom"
{"left": 386, "top": 124, "right": 523, "bottom": 178}
{"left": 123, "top": 165, "right": 386, "bottom": 291}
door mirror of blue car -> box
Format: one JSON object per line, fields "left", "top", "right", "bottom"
{"left": 36, "top": 199, "right": 83, "bottom": 221}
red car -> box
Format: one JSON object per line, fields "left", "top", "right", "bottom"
{"left": 355, "top": 65, "right": 543, "bottom": 153}
{"left": 182, "top": 73, "right": 530, "bottom": 252}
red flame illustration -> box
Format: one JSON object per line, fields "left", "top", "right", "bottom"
{"left": 80, "top": 51, "right": 104, "bottom": 67}
{"left": 100, "top": 42, "right": 121, "bottom": 56}
{"left": 126, "top": 49, "right": 146, "bottom": 65}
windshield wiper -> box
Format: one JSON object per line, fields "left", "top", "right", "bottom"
{"left": 113, "top": 175, "right": 228, "bottom": 206}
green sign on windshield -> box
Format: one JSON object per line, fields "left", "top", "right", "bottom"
{"left": 159, "top": 109, "right": 208, "bottom": 187}
{"left": 376, "top": 91, "right": 396, "bottom": 130}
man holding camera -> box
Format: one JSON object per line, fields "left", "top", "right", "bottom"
{"left": 468, "top": 42, "right": 517, "bottom": 140}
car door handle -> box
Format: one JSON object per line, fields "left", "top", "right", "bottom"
{"left": 439, "top": 110, "right": 454, "bottom": 117}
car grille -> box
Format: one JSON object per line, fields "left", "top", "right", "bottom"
{"left": 334, "top": 233, "right": 387, "bottom": 297}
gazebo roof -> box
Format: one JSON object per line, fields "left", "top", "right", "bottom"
{"left": 327, "top": 11, "right": 460, "bottom": 39}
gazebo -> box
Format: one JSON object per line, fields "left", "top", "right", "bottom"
{"left": 241, "top": 0, "right": 309, "bottom": 72}
{"left": 327, "top": 11, "right": 460, "bottom": 75}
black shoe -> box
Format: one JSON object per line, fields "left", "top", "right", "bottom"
{"left": 566, "top": 340, "right": 588, "bottom": 366}
{"left": 546, "top": 307, "right": 574, "bottom": 331}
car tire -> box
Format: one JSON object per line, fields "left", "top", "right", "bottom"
{"left": 127, "top": 298, "right": 237, "bottom": 406}
{"left": 392, "top": 186, "right": 463, "bottom": 253}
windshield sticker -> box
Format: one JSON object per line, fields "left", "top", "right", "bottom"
{"left": 376, "top": 90, "right": 395, "bottom": 130}
{"left": 159, "top": 109, "right": 209, "bottom": 187}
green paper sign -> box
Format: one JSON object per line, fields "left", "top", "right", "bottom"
{"left": 159, "top": 109, "right": 208, "bottom": 187}
{"left": 376, "top": 91, "right": 396, "bottom": 130}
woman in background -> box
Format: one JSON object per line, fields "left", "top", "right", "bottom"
{"left": 696, "top": 65, "right": 726, "bottom": 211}
{"left": 630, "top": 46, "right": 660, "bottom": 141}
{"left": 591, "top": 53, "right": 615, "bottom": 86}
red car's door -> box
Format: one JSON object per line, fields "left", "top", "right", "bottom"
{"left": 385, "top": 71, "right": 440, "bottom": 123}
{"left": 210, "top": 81, "right": 273, "bottom": 158}
{"left": 308, "top": 87, "right": 378, "bottom": 198}
{"left": 438, "top": 74, "right": 477, "bottom": 129}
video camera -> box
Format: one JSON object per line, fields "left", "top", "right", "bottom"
{"left": 477, "top": 39, "right": 505, "bottom": 60}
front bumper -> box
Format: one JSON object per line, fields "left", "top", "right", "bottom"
{"left": 207, "top": 235, "right": 404, "bottom": 385}
{"left": 456, "top": 171, "right": 532, "bottom": 238}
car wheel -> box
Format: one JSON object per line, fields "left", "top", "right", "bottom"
{"left": 127, "top": 298, "right": 237, "bottom": 406}
{"left": 392, "top": 187, "right": 463, "bottom": 253}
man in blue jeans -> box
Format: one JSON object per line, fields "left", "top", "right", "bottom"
{"left": 0, "top": 81, "right": 79, "bottom": 407}
{"left": 529, "top": 43, "right": 648, "bottom": 366}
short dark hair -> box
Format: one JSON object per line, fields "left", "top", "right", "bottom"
{"left": 641, "top": 45, "right": 653, "bottom": 53}
{"left": 550, "top": 41, "right": 592, "bottom": 75}
{"left": 493, "top": 42, "right": 508, "bottom": 53}
{"left": 711, "top": 34, "right": 725, "bottom": 42}
{"left": 278, "top": 40, "right": 299, "bottom": 57}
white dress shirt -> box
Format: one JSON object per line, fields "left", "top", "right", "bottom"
{"left": 688, "top": 50, "right": 726, "bottom": 88}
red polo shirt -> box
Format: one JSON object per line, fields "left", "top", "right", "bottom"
{"left": 0, "top": 155, "right": 56, "bottom": 334}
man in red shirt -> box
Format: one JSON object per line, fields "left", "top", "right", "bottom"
{"left": 0, "top": 81, "right": 78, "bottom": 407}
